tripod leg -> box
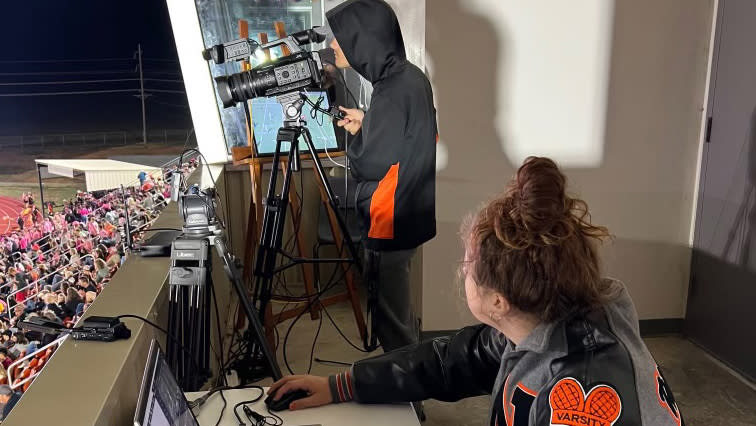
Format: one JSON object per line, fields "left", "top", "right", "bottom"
{"left": 167, "top": 285, "right": 178, "bottom": 373}
{"left": 215, "top": 237, "right": 283, "bottom": 380}
{"left": 281, "top": 157, "right": 319, "bottom": 320}
{"left": 300, "top": 129, "right": 362, "bottom": 269}
{"left": 258, "top": 134, "right": 298, "bottom": 317}
{"left": 253, "top": 137, "right": 285, "bottom": 306}
{"left": 301, "top": 128, "right": 368, "bottom": 344}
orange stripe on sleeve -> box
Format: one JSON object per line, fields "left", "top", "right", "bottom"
{"left": 368, "top": 163, "right": 399, "bottom": 239}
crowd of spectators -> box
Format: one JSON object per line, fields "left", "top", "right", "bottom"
{"left": 0, "top": 162, "right": 193, "bottom": 416}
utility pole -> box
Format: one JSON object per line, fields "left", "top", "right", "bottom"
{"left": 136, "top": 44, "right": 148, "bottom": 145}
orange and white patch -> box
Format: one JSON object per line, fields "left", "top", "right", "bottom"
{"left": 549, "top": 377, "right": 622, "bottom": 426}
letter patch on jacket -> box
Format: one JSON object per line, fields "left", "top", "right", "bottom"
{"left": 549, "top": 377, "right": 622, "bottom": 426}
{"left": 500, "top": 376, "right": 537, "bottom": 426}
{"left": 655, "top": 365, "right": 681, "bottom": 426}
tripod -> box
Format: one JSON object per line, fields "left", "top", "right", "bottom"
{"left": 167, "top": 200, "right": 281, "bottom": 391}
{"left": 252, "top": 92, "right": 371, "bottom": 347}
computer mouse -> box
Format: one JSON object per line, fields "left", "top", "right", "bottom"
{"left": 264, "top": 389, "right": 309, "bottom": 411}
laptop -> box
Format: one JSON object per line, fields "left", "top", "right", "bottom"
{"left": 134, "top": 339, "right": 199, "bottom": 426}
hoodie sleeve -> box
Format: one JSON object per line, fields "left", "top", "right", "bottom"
{"left": 348, "top": 325, "right": 508, "bottom": 403}
{"left": 347, "top": 94, "right": 407, "bottom": 182}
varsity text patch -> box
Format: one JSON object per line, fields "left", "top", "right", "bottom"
{"left": 549, "top": 377, "right": 622, "bottom": 426}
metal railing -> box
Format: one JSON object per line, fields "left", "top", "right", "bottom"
{"left": 4, "top": 181, "right": 175, "bottom": 312}
{"left": 7, "top": 336, "right": 68, "bottom": 391}
{"left": 0, "top": 233, "right": 100, "bottom": 296}
{"left": 6, "top": 254, "right": 95, "bottom": 314}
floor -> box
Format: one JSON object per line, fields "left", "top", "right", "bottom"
{"left": 267, "top": 299, "right": 756, "bottom": 425}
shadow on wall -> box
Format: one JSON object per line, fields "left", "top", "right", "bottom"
{"left": 424, "top": 0, "right": 513, "bottom": 327}
{"left": 426, "top": 0, "right": 513, "bottom": 184}
{"left": 422, "top": 0, "right": 713, "bottom": 329}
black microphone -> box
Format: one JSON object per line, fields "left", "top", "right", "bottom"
{"left": 291, "top": 27, "right": 328, "bottom": 45}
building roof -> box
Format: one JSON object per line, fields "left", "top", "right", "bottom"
{"left": 35, "top": 159, "right": 162, "bottom": 192}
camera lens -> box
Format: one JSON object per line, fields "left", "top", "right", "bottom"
{"left": 214, "top": 76, "right": 235, "bottom": 108}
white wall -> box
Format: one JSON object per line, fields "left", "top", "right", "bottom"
{"left": 166, "top": 0, "right": 228, "bottom": 164}
{"left": 423, "top": 0, "right": 714, "bottom": 329}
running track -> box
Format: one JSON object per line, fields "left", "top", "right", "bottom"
{"left": 0, "top": 196, "right": 24, "bottom": 236}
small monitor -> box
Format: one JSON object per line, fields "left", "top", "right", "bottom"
{"left": 251, "top": 91, "right": 341, "bottom": 156}
{"left": 134, "top": 340, "right": 198, "bottom": 426}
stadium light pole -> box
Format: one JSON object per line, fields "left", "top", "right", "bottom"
{"left": 135, "top": 44, "right": 149, "bottom": 145}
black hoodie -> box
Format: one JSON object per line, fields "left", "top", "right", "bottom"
{"left": 327, "top": 0, "right": 437, "bottom": 251}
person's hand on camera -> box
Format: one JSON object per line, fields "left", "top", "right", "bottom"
{"left": 267, "top": 375, "right": 332, "bottom": 410}
{"left": 337, "top": 106, "right": 364, "bottom": 135}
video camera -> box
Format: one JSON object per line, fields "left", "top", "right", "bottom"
{"left": 179, "top": 185, "right": 218, "bottom": 236}
{"left": 204, "top": 28, "right": 329, "bottom": 108}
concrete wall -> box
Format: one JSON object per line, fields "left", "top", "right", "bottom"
{"left": 422, "top": 0, "right": 714, "bottom": 329}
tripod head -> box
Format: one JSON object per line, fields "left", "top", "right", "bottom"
{"left": 178, "top": 184, "right": 222, "bottom": 239}
{"left": 278, "top": 92, "right": 307, "bottom": 128}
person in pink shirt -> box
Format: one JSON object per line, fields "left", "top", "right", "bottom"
{"left": 87, "top": 220, "right": 99, "bottom": 237}
{"left": 19, "top": 235, "right": 28, "bottom": 252}
{"left": 42, "top": 219, "right": 54, "bottom": 235}
{"left": 79, "top": 206, "right": 89, "bottom": 224}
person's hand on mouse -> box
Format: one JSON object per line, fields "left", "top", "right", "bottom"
{"left": 268, "top": 375, "right": 332, "bottom": 410}
{"left": 336, "top": 107, "right": 364, "bottom": 135}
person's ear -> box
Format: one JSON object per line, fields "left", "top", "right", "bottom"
{"left": 489, "top": 291, "right": 511, "bottom": 322}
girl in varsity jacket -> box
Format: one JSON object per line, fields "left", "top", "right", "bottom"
{"left": 269, "top": 157, "right": 684, "bottom": 426}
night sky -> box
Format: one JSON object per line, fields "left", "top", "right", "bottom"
{"left": 1, "top": 1, "right": 192, "bottom": 136}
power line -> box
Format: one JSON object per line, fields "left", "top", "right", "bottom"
{"left": 0, "top": 89, "right": 139, "bottom": 97}
{"left": 0, "top": 70, "right": 136, "bottom": 76}
{"left": 145, "top": 89, "right": 186, "bottom": 94}
{"left": 0, "top": 58, "right": 133, "bottom": 63}
{"left": 0, "top": 78, "right": 139, "bottom": 86}
{"left": 143, "top": 78, "right": 184, "bottom": 83}
{"left": 143, "top": 70, "right": 182, "bottom": 75}
{"left": 147, "top": 98, "right": 190, "bottom": 109}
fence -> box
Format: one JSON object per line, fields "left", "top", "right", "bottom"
{"left": 0, "top": 129, "right": 195, "bottom": 151}
{"left": 7, "top": 336, "right": 67, "bottom": 391}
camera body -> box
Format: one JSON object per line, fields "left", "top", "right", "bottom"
{"left": 205, "top": 28, "right": 328, "bottom": 108}
{"left": 215, "top": 50, "right": 324, "bottom": 108}
{"left": 179, "top": 185, "right": 218, "bottom": 236}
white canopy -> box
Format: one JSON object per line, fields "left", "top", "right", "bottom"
{"left": 35, "top": 159, "right": 162, "bottom": 192}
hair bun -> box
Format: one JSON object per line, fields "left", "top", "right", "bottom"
{"left": 499, "top": 157, "right": 572, "bottom": 247}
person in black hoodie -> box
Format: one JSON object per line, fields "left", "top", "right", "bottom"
{"left": 326, "top": 0, "right": 437, "bottom": 351}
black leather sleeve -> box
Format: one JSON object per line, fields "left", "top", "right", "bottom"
{"left": 351, "top": 324, "right": 508, "bottom": 403}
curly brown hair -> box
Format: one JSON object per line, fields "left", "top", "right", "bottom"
{"left": 464, "top": 157, "right": 613, "bottom": 322}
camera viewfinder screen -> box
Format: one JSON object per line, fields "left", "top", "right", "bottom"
{"left": 251, "top": 91, "right": 339, "bottom": 156}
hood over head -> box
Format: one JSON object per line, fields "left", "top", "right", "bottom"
{"left": 326, "top": 0, "right": 406, "bottom": 83}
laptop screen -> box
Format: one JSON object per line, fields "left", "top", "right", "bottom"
{"left": 134, "top": 340, "right": 198, "bottom": 426}
{"left": 251, "top": 90, "right": 340, "bottom": 156}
